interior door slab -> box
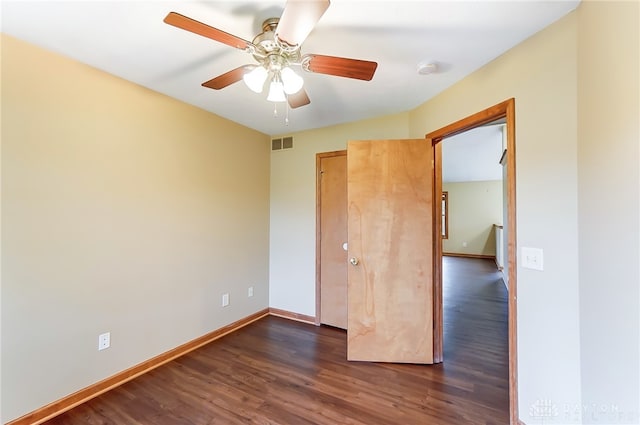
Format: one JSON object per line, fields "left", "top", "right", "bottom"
{"left": 347, "top": 139, "right": 434, "bottom": 364}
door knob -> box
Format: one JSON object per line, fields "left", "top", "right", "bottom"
{"left": 350, "top": 257, "right": 359, "bottom": 266}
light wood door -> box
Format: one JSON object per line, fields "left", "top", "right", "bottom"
{"left": 318, "top": 151, "right": 348, "bottom": 329}
{"left": 347, "top": 139, "right": 434, "bottom": 363}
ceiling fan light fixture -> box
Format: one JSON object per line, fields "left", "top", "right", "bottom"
{"left": 281, "top": 66, "right": 304, "bottom": 95}
{"left": 267, "top": 80, "right": 287, "bottom": 102}
{"left": 243, "top": 66, "right": 268, "bottom": 93}
{"left": 165, "top": 2, "right": 379, "bottom": 118}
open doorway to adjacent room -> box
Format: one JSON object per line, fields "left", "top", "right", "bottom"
{"left": 427, "top": 98, "right": 518, "bottom": 424}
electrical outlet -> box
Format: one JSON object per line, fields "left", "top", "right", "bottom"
{"left": 98, "top": 332, "right": 110, "bottom": 351}
{"left": 222, "top": 293, "right": 230, "bottom": 307}
{"left": 248, "top": 286, "right": 254, "bottom": 297}
{"left": 462, "top": 241, "right": 468, "bottom": 247}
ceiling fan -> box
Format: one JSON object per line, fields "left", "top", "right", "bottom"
{"left": 164, "top": 0, "right": 378, "bottom": 109}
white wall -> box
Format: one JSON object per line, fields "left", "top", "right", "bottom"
{"left": 442, "top": 125, "right": 503, "bottom": 183}
{"left": 577, "top": 1, "right": 639, "bottom": 423}
{"left": 269, "top": 114, "right": 410, "bottom": 316}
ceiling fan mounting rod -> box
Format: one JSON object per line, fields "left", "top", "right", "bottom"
{"left": 262, "top": 17, "right": 279, "bottom": 33}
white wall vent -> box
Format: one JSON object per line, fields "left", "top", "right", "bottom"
{"left": 272, "top": 136, "right": 293, "bottom": 151}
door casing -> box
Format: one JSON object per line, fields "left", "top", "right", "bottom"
{"left": 427, "top": 98, "right": 518, "bottom": 424}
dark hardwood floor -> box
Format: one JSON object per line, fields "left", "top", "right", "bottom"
{"left": 45, "top": 257, "right": 508, "bottom": 425}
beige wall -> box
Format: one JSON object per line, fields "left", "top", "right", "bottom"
{"left": 1, "top": 34, "right": 271, "bottom": 422}
{"left": 577, "top": 1, "right": 639, "bottom": 423}
{"left": 442, "top": 180, "right": 503, "bottom": 256}
{"left": 408, "top": 11, "right": 582, "bottom": 423}
{"left": 269, "top": 114, "right": 410, "bottom": 315}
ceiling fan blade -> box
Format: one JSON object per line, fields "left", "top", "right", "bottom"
{"left": 288, "top": 89, "right": 311, "bottom": 109}
{"left": 202, "top": 66, "right": 251, "bottom": 90}
{"left": 303, "top": 54, "right": 378, "bottom": 81}
{"left": 275, "top": 0, "right": 330, "bottom": 47}
{"left": 164, "top": 12, "right": 252, "bottom": 51}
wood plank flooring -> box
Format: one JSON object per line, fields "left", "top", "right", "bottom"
{"left": 45, "top": 257, "right": 508, "bottom": 424}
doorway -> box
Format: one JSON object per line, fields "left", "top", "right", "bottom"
{"left": 316, "top": 150, "right": 348, "bottom": 329}
{"left": 314, "top": 98, "right": 518, "bottom": 423}
{"left": 316, "top": 140, "right": 435, "bottom": 364}
{"left": 427, "top": 98, "right": 518, "bottom": 424}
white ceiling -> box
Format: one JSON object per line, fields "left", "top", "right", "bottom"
{"left": 1, "top": 1, "right": 579, "bottom": 136}
{"left": 442, "top": 124, "right": 503, "bottom": 183}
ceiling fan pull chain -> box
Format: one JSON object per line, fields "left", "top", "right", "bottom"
{"left": 285, "top": 100, "right": 290, "bottom": 126}
{"left": 273, "top": 103, "right": 278, "bottom": 118}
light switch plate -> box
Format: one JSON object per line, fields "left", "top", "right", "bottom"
{"left": 522, "top": 247, "right": 544, "bottom": 271}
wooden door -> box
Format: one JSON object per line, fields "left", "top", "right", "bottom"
{"left": 347, "top": 139, "right": 434, "bottom": 363}
{"left": 318, "top": 151, "right": 348, "bottom": 329}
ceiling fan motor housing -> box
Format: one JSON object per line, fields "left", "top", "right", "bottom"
{"left": 251, "top": 18, "right": 301, "bottom": 70}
